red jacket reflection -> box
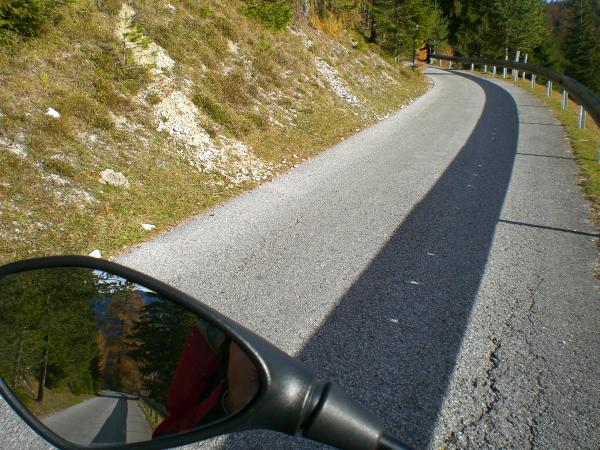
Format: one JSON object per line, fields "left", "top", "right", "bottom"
{"left": 153, "top": 326, "right": 225, "bottom": 437}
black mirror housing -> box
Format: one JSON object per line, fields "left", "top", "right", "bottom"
{"left": 0, "top": 256, "right": 410, "bottom": 450}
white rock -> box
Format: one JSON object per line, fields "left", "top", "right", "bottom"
{"left": 0, "top": 137, "right": 27, "bottom": 158}
{"left": 99, "top": 169, "right": 130, "bottom": 188}
{"left": 141, "top": 223, "right": 156, "bottom": 231}
{"left": 46, "top": 108, "right": 61, "bottom": 119}
{"left": 116, "top": 5, "right": 175, "bottom": 75}
{"left": 89, "top": 250, "right": 102, "bottom": 258}
{"left": 227, "top": 40, "right": 240, "bottom": 55}
{"left": 315, "top": 57, "right": 362, "bottom": 106}
{"left": 167, "top": 3, "right": 176, "bottom": 12}
{"left": 155, "top": 91, "right": 212, "bottom": 148}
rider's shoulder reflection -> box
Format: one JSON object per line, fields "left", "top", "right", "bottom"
{"left": 153, "top": 318, "right": 259, "bottom": 438}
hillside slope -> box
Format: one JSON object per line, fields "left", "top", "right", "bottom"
{"left": 0, "top": 0, "right": 427, "bottom": 263}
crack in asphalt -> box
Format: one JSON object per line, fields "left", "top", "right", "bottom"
{"left": 444, "top": 338, "right": 502, "bottom": 448}
{"left": 524, "top": 276, "right": 546, "bottom": 450}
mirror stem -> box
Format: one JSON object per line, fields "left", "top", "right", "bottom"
{"left": 301, "top": 383, "right": 412, "bottom": 450}
{"left": 377, "top": 433, "right": 414, "bottom": 450}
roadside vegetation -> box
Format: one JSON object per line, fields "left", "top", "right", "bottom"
{"left": 436, "top": 0, "right": 600, "bottom": 96}
{"left": 18, "top": 380, "right": 94, "bottom": 419}
{"left": 0, "top": 0, "right": 428, "bottom": 264}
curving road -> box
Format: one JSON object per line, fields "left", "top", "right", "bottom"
{"left": 2, "top": 68, "right": 599, "bottom": 449}
{"left": 42, "top": 391, "right": 151, "bottom": 446}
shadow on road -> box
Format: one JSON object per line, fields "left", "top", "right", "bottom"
{"left": 92, "top": 397, "right": 128, "bottom": 444}
{"left": 296, "top": 71, "right": 519, "bottom": 449}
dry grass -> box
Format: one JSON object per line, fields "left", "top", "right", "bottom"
{"left": 16, "top": 380, "right": 93, "bottom": 419}
{"left": 311, "top": 13, "right": 344, "bottom": 35}
{"left": 0, "top": 0, "right": 427, "bottom": 265}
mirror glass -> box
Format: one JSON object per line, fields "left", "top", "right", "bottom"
{"left": 0, "top": 267, "right": 259, "bottom": 446}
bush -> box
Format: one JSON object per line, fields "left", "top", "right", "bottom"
{"left": 192, "top": 94, "right": 234, "bottom": 128}
{"left": 244, "top": 0, "right": 292, "bottom": 31}
{"left": 0, "top": 0, "right": 71, "bottom": 45}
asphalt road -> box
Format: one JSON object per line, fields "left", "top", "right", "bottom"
{"left": 1, "top": 68, "right": 598, "bottom": 449}
{"left": 42, "top": 392, "right": 151, "bottom": 446}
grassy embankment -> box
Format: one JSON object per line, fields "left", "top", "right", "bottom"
{"left": 138, "top": 398, "right": 164, "bottom": 431}
{"left": 14, "top": 378, "right": 93, "bottom": 419}
{"left": 0, "top": 0, "right": 427, "bottom": 265}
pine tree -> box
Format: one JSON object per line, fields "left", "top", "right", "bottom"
{"left": 0, "top": 268, "right": 100, "bottom": 401}
{"left": 564, "top": 0, "right": 600, "bottom": 93}
{"left": 371, "top": 0, "right": 434, "bottom": 59}
{"left": 490, "top": 0, "right": 548, "bottom": 59}
{"left": 128, "top": 299, "right": 197, "bottom": 404}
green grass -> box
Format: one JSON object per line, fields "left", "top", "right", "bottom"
{"left": 138, "top": 399, "right": 164, "bottom": 431}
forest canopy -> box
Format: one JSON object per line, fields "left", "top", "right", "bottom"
{"left": 293, "top": 0, "right": 600, "bottom": 92}
{"left": 1, "top": 1, "right": 599, "bottom": 96}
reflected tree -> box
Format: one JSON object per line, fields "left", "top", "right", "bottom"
{"left": 129, "top": 299, "right": 197, "bottom": 404}
{"left": 94, "top": 279, "right": 144, "bottom": 395}
{"left": 0, "top": 268, "right": 100, "bottom": 403}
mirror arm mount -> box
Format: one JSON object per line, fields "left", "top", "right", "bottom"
{"left": 300, "top": 383, "right": 413, "bottom": 450}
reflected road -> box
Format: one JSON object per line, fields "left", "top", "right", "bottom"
{"left": 42, "top": 391, "right": 151, "bottom": 446}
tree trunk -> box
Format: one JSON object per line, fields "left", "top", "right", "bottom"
{"left": 303, "top": 0, "right": 310, "bottom": 18}
{"left": 368, "top": 2, "right": 377, "bottom": 43}
{"left": 37, "top": 334, "right": 49, "bottom": 402}
{"left": 12, "top": 336, "right": 25, "bottom": 388}
{"left": 294, "top": 0, "right": 310, "bottom": 21}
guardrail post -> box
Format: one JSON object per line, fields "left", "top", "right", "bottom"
{"left": 430, "top": 53, "right": 600, "bottom": 155}
{"left": 484, "top": 64, "right": 488, "bottom": 73}
{"left": 578, "top": 106, "right": 587, "bottom": 128}
{"left": 439, "top": 58, "right": 442, "bottom": 67}
{"left": 470, "top": 63, "right": 474, "bottom": 71}
{"left": 449, "top": 61, "right": 452, "bottom": 69}
{"left": 492, "top": 66, "right": 496, "bottom": 76}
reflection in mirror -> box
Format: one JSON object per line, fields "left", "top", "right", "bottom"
{"left": 0, "top": 268, "right": 259, "bottom": 447}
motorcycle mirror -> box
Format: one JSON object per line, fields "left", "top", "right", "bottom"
{"left": 0, "top": 257, "right": 411, "bottom": 450}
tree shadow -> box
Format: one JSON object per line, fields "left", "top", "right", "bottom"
{"left": 296, "top": 72, "right": 520, "bottom": 449}
{"left": 92, "top": 397, "right": 128, "bottom": 444}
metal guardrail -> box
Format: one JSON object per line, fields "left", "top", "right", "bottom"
{"left": 431, "top": 54, "right": 600, "bottom": 161}
{"left": 139, "top": 396, "right": 166, "bottom": 427}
